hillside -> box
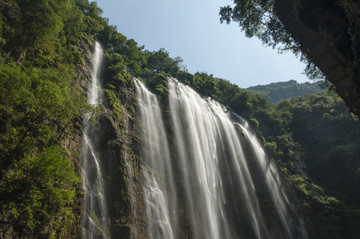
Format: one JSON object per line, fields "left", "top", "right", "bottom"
{"left": 247, "top": 80, "right": 324, "bottom": 103}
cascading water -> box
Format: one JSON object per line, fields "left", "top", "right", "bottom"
{"left": 238, "top": 121, "right": 297, "bottom": 237}
{"left": 168, "top": 79, "right": 265, "bottom": 239}
{"left": 81, "top": 42, "right": 109, "bottom": 239}
{"left": 136, "top": 78, "right": 307, "bottom": 239}
{"left": 135, "top": 79, "right": 176, "bottom": 239}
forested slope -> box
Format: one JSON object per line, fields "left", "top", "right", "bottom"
{"left": 247, "top": 80, "right": 324, "bottom": 103}
{"left": 0, "top": 0, "right": 359, "bottom": 238}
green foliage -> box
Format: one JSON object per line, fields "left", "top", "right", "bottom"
{"left": 95, "top": 24, "right": 148, "bottom": 87}
{"left": 0, "top": 62, "right": 79, "bottom": 160}
{"left": 0, "top": 0, "right": 100, "bottom": 237}
{"left": 106, "top": 52, "right": 131, "bottom": 85}
{"left": 147, "top": 72, "right": 169, "bottom": 101}
{"left": 0, "top": 0, "right": 107, "bottom": 67}
{"left": 75, "top": 0, "right": 105, "bottom": 36}
{"left": 247, "top": 80, "right": 325, "bottom": 103}
{"left": 287, "top": 174, "right": 360, "bottom": 238}
{"left": 143, "top": 48, "right": 183, "bottom": 77}
{"left": 220, "top": 0, "right": 294, "bottom": 50}
{"left": 249, "top": 118, "right": 259, "bottom": 129}
{"left": 289, "top": 175, "right": 339, "bottom": 206}
{"left": 7, "top": 0, "right": 66, "bottom": 64}
{"left": 264, "top": 141, "right": 277, "bottom": 157}
{"left": 104, "top": 88, "right": 123, "bottom": 122}
{"left": 0, "top": 145, "right": 80, "bottom": 237}
{"left": 0, "top": 60, "right": 83, "bottom": 237}
{"left": 192, "top": 72, "right": 221, "bottom": 99}
{"left": 289, "top": 92, "right": 360, "bottom": 203}
{"left": 219, "top": 0, "right": 325, "bottom": 80}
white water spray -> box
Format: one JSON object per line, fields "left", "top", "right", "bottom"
{"left": 135, "top": 79, "right": 176, "bottom": 239}
{"left": 81, "top": 42, "right": 109, "bottom": 239}
{"left": 136, "top": 78, "right": 307, "bottom": 239}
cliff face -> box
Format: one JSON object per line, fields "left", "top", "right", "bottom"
{"left": 58, "top": 44, "right": 91, "bottom": 239}
{"left": 98, "top": 69, "right": 147, "bottom": 238}
{"left": 75, "top": 42, "right": 147, "bottom": 238}
{"left": 274, "top": 0, "right": 360, "bottom": 116}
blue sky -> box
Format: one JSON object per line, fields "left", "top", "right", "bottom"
{"left": 96, "top": 0, "right": 310, "bottom": 88}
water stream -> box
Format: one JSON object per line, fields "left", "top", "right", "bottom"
{"left": 81, "top": 42, "right": 108, "bottom": 239}
{"left": 135, "top": 79, "right": 176, "bottom": 239}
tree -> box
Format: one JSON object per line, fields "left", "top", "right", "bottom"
{"left": 220, "top": 0, "right": 293, "bottom": 49}
{"left": 143, "top": 48, "right": 183, "bottom": 77}
{"left": 219, "top": 0, "right": 324, "bottom": 80}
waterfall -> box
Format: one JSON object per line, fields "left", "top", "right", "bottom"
{"left": 81, "top": 42, "right": 109, "bottom": 239}
{"left": 238, "top": 122, "right": 296, "bottom": 237}
{"left": 135, "top": 79, "right": 176, "bottom": 239}
{"left": 136, "top": 78, "right": 307, "bottom": 239}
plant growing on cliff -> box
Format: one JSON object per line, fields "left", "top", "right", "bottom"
{"left": 0, "top": 0, "right": 105, "bottom": 237}
{"left": 0, "top": 145, "right": 80, "bottom": 237}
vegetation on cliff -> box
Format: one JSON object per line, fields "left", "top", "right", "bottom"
{"left": 0, "top": 0, "right": 103, "bottom": 237}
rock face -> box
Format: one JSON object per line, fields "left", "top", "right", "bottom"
{"left": 92, "top": 84, "right": 147, "bottom": 238}
{"left": 60, "top": 42, "right": 94, "bottom": 239}
{"left": 79, "top": 42, "right": 147, "bottom": 238}
{"left": 95, "top": 111, "right": 146, "bottom": 238}
{"left": 274, "top": 0, "right": 360, "bottom": 116}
